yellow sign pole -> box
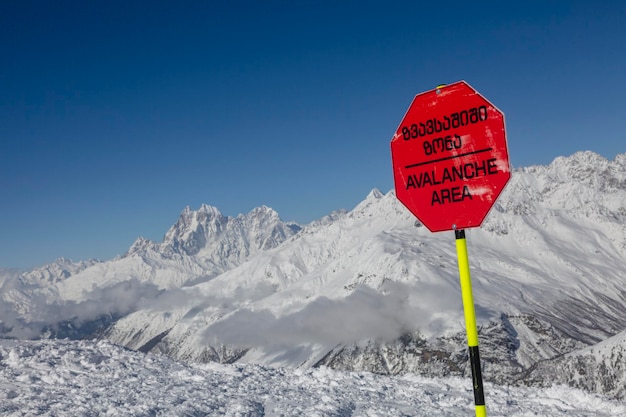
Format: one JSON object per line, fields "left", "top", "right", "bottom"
{"left": 455, "top": 229, "right": 486, "bottom": 417}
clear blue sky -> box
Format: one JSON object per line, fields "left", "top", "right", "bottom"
{"left": 1, "top": 1, "right": 625, "bottom": 269}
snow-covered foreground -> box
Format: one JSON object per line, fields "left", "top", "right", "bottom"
{"left": 1, "top": 339, "right": 624, "bottom": 417}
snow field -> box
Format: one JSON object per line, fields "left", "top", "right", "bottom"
{"left": 1, "top": 339, "right": 625, "bottom": 417}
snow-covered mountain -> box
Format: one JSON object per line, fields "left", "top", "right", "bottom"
{"left": 0, "top": 205, "right": 301, "bottom": 337}
{"left": 1, "top": 151, "right": 625, "bottom": 400}
{"left": 128, "top": 204, "right": 301, "bottom": 261}
{"left": 22, "top": 257, "right": 102, "bottom": 283}
{"left": 524, "top": 329, "right": 626, "bottom": 400}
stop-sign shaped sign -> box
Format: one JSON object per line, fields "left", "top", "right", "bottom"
{"left": 391, "top": 81, "right": 511, "bottom": 232}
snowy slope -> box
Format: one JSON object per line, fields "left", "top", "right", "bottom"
{"left": 524, "top": 329, "right": 626, "bottom": 400}
{"left": 0, "top": 258, "right": 101, "bottom": 317}
{"left": 1, "top": 338, "right": 625, "bottom": 417}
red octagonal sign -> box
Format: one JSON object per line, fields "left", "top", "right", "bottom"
{"left": 391, "top": 81, "right": 511, "bottom": 232}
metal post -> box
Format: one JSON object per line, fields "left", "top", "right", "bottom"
{"left": 455, "top": 229, "right": 486, "bottom": 417}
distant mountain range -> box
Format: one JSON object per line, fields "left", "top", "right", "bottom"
{"left": 1, "top": 151, "right": 625, "bottom": 400}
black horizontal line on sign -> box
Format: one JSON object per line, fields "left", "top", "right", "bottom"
{"left": 404, "top": 148, "right": 493, "bottom": 169}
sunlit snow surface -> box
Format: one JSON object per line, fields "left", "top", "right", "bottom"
{"left": 1, "top": 339, "right": 624, "bottom": 417}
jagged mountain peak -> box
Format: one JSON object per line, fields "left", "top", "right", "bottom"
{"left": 197, "top": 204, "right": 222, "bottom": 217}
{"left": 245, "top": 205, "right": 280, "bottom": 221}
{"left": 552, "top": 149, "right": 607, "bottom": 165}
{"left": 118, "top": 202, "right": 299, "bottom": 276}
{"left": 366, "top": 188, "right": 384, "bottom": 200}
{"left": 125, "top": 237, "right": 155, "bottom": 256}
{"left": 536, "top": 151, "right": 625, "bottom": 190}
{"left": 22, "top": 257, "right": 101, "bottom": 282}
{"left": 177, "top": 204, "right": 224, "bottom": 225}
{"left": 496, "top": 151, "right": 626, "bottom": 219}
{"left": 160, "top": 204, "right": 228, "bottom": 256}
{"left": 349, "top": 188, "right": 409, "bottom": 224}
